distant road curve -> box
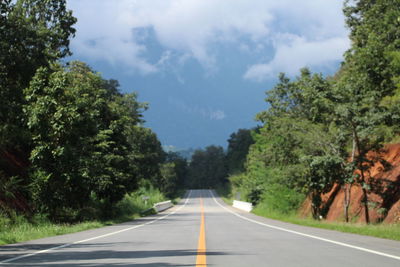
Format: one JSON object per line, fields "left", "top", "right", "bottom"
{"left": 0, "top": 189, "right": 399, "bottom": 266}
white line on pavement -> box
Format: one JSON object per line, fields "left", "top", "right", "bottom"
{"left": 209, "top": 190, "right": 400, "bottom": 261}
{"left": 0, "top": 190, "right": 193, "bottom": 264}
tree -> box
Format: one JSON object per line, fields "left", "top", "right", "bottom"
{"left": 131, "top": 127, "right": 165, "bottom": 187}
{"left": 165, "top": 152, "right": 188, "bottom": 191}
{"left": 24, "top": 62, "right": 148, "bottom": 220}
{"left": 245, "top": 69, "right": 349, "bottom": 217}
{"left": 159, "top": 163, "right": 179, "bottom": 198}
{"left": 226, "top": 128, "right": 255, "bottom": 175}
{"left": 0, "top": 0, "right": 76, "bottom": 216}
{"left": 333, "top": 0, "right": 400, "bottom": 223}
{"left": 0, "top": 0, "right": 76, "bottom": 149}
{"left": 187, "top": 146, "right": 227, "bottom": 189}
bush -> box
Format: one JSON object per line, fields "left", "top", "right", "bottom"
{"left": 255, "top": 184, "right": 305, "bottom": 215}
{"left": 115, "top": 185, "right": 165, "bottom": 218}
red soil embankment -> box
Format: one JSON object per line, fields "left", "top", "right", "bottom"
{"left": 300, "top": 144, "right": 400, "bottom": 223}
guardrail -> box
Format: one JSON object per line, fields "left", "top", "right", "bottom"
{"left": 232, "top": 200, "right": 253, "bottom": 212}
{"left": 153, "top": 200, "right": 173, "bottom": 212}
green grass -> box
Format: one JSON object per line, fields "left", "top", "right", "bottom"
{"left": 252, "top": 204, "right": 400, "bottom": 241}
{"left": 215, "top": 188, "right": 400, "bottom": 241}
{"left": 0, "top": 186, "right": 169, "bottom": 246}
{"left": 0, "top": 216, "right": 106, "bottom": 245}
{"left": 215, "top": 184, "right": 234, "bottom": 205}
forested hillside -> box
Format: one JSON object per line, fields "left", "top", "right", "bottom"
{"left": 216, "top": 0, "right": 400, "bottom": 224}
{"left": 0, "top": 0, "right": 185, "bottom": 224}
{"left": 1, "top": 0, "right": 400, "bottom": 231}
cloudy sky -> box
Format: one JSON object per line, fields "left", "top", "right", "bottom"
{"left": 66, "top": 0, "right": 349, "bottom": 149}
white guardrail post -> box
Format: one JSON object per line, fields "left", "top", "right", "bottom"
{"left": 153, "top": 200, "right": 173, "bottom": 212}
{"left": 232, "top": 200, "right": 253, "bottom": 212}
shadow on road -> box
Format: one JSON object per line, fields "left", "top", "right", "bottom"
{"left": 1, "top": 246, "right": 232, "bottom": 266}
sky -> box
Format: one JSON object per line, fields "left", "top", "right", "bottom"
{"left": 66, "top": 0, "right": 349, "bottom": 150}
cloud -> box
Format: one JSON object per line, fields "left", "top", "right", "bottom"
{"left": 67, "top": 0, "right": 349, "bottom": 77}
{"left": 168, "top": 98, "right": 226, "bottom": 121}
{"left": 244, "top": 35, "right": 350, "bottom": 81}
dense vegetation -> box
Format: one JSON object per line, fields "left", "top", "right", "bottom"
{"left": 220, "top": 0, "right": 400, "bottom": 224}
{"left": 0, "top": 0, "right": 184, "bottom": 225}
{"left": 185, "top": 0, "right": 400, "bottom": 225}
{"left": 1, "top": 0, "right": 399, "bottom": 240}
{"left": 184, "top": 128, "right": 254, "bottom": 189}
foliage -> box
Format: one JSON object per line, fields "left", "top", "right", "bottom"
{"left": 240, "top": 69, "right": 350, "bottom": 217}
{"left": 0, "top": 0, "right": 76, "bottom": 148}
{"left": 330, "top": 0, "right": 400, "bottom": 223}
{"left": 114, "top": 184, "right": 165, "bottom": 219}
{"left": 159, "top": 163, "right": 179, "bottom": 197}
{"left": 0, "top": 0, "right": 172, "bottom": 223}
{"left": 0, "top": 184, "right": 166, "bottom": 245}
{"left": 23, "top": 61, "right": 160, "bottom": 221}
{"left": 255, "top": 184, "right": 305, "bottom": 215}
{"left": 0, "top": 0, "right": 76, "bottom": 217}
{"left": 230, "top": 0, "right": 400, "bottom": 223}
{"left": 131, "top": 127, "right": 164, "bottom": 186}
{"left": 160, "top": 152, "right": 188, "bottom": 197}
{"left": 186, "top": 145, "right": 227, "bottom": 189}
{"left": 226, "top": 128, "right": 255, "bottom": 175}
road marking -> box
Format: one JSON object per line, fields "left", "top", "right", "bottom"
{"left": 209, "top": 190, "right": 400, "bottom": 261}
{"left": 0, "top": 190, "right": 193, "bottom": 265}
{"left": 196, "top": 197, "right": 207, "bottom": 266}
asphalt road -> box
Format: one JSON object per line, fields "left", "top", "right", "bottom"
{"left": 1, "top": 189, "right": 399, "bottom": 266}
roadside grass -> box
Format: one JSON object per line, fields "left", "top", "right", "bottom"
{"left": 215, "top": 188, "right": 400, "bottom": 241}
{"left": 252, "top": 205, "right": 400, "bottom": 241}
{"left": 0, "top": 216, "right": 106, "bottom": 245}
{"left": 215, "top": 184, "right": 234, "bottom": 205}
{"left": 0, "top": 186, "right": 171, "bottom": 246}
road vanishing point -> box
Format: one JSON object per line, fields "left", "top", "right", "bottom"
{"left": 1, "top": 190, "right": 399, "bottom": 266}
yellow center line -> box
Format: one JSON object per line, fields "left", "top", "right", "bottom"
{"left": 196, "top": 197, "right": 207, "bottom": 266}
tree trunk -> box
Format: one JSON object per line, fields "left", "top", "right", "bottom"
{"left": 359, "top": 164, "right": 370, "bottom": 224}
{"left": 344, "top": 183, "right": 351, "bottom": 222}
{"left": 353, "top": 129, "right": 370, "bottom": 224}
{"left": 344, "top": 135, "right": 356, "bottom": 222}
{"left": 311, "top": 191, "right": 322, "bottom": 220}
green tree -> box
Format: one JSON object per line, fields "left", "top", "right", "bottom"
{"left": 0, "top": 0, "right": 76, "bottom": 216}
{"left": 245, "top": 69, "right": 349, "bottom": 217}
{"left": 131, "top": 127, "right": 165, "bottom": 187}
{"left": 333, "top": 0, "right": 400, "bottom": 223}
{"left": 165, "top": 152, "right": 188, "bottom": 191}
{"left": 0, "top": 0, "right": 76, "bottom": 148}
{"left": 159, "top": 163, "right": 179, "bottom": 198}
{"left": 380, "top": 51, "right": 400, "bottom": 132}
{"left": 24, "top": 62, "right": 148, "bottom": 220}
{"left": 226, "top": 128, "right": 255, "bottom": 175}
{"left": 187, "top": 146, "right": 227, "bottom": 189}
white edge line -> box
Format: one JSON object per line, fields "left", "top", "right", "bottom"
{"left": 209, "top": 190, "right": 400, "bottom": 261}
{"left": 0, "top": 190, "right": 193, "bottom": 264}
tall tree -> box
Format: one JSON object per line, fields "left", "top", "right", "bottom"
{"left": 226, "top": 128, "right": 255, "bottom": 175}
{"left": 334, "top": 0, "right": 400, "bottom": 223}
{"left": 24, "top": 62, "right": 148, "bottom": 220}
{"left": 187, "top": 146, "right": 227, "bottom": 189}
{"left": 0, "top": 0, "right": 76, "bottom": 216}
{"left": 164, "top": 152, "right": 188, "bottom": 193}
{"left": 245, "top": 69, "right": 349, "bottom": 217}
{"left": 0, "top": 0, "right": 76, "bottom": 149}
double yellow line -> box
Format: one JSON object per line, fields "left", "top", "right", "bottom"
{"left": 196, "top": 197, "right": 207, "bottom": 266}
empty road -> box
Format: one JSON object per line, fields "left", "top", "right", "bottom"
{"left": 1, "top": 189, "right": 399, "bottom": 266}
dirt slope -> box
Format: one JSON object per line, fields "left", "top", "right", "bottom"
{"left": 300, "top": 144, "right": 400, "bottom": 223}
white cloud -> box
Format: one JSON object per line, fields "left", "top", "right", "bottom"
{"left": 209, "top": 110, "right": 226, "bottom": 121}
{"left": 168, "top": 98, "right": 226, "bottom": 121}
{"left": 67, "top": 0, "right": 349, "bottom": 78}
{"left": 244, "top": 36, "right": 350, "bottom": 81}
